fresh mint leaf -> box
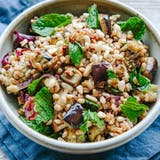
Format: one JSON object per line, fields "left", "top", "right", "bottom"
{"left": 129, "top": 69, "right": 137, "bottom": 90}
{"left": 105, "top": 84, "right": 122, "bottom": 95}
{"left": 20, "top": 116, "right": 52, "bottom": 135}
{"left": 83, "top": 99, "right": 99, "bottom": 111}
{"left": 32, "top": 13, "right": 72, "bottom": 36}
{"left": 80, "top": 121, "right": 88, "bottom": 133}
{"left": 106, "top": 70, "right": 117, "bottom": 79}
{"left": 69, "top": 42, "right": 84, "bottom": 66}
{"left": 129, "top": 68, "right": 151, "bottom": 91}
{"left": 28, "top": 78, "right": 42, "bottom": 96}
{"left": 87, "top": 4, "right": 99, "bottom": 29}
{"left": 137, "top": 74, "right": 151, "bottom": 91}
{"left": 80, "top": 110, "right": 104, "bottom": 133}
{"left": 35, "top": 87, "right": 54, "bottom": 123}
{"left": 121, "top": 96, "right": 149, "bottom": 122}
{"left": 118, "top": 17, "right": 146, "bottom": 40}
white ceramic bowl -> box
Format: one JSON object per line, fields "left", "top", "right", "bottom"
{"left": 0, "top": 0, "right": 160, "bottom": 154}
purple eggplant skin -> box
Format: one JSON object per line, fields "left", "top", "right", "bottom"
{"left": 92, "top": 62, "right": 110, "bottom": 88}
{"left": 99, "top": 14, "right": 112, "bottom": 36}
{"left": 138, "top": 57, "right": 158, "bottom": 81}
{"left": 104, "top": 15, "right": 112, "bottom": 36}
{"left": 63, "top": 103, "right": 84, "bottom": 128}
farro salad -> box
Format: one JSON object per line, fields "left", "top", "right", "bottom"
{"left": 0, "top": 4, "right": 158, "bottom": 143}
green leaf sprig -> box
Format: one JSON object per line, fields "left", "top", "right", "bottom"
{"left": 32, "top": 13, "right": 72, "bottom": 36}
{"left": 80, "top": 110, "right": 104, "bottom": 133}
{"left": 35, "top": 87, "right": 53, "bottom": 123}
{"left": 106, "top": 70, "right": 117, "bottom": 79}
{"left": 86, "top": 4, "right": 99, "bottom": 29}
{"left": 118, "top": 17, "right": 146, "bottom": 40}
{"left": 69, "top": 42, "right": 84, "bottom": 66}
{"left": 20, "top": 116, "right": 52, "bottom": 135}
{"left": 83, "top": 99, "right": 99, "bottom": 111}
{"left": 28, "top": 77, "right": 42, "bottom": 96}
{"left": 121, "top": 96, "right": 149, "bottom": 122}
{"left": 129, "top": 68, "right": 151, "bottom": 91}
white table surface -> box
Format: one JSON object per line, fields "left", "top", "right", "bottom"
{"left": 0, "top": 0, "right": 160, "bottom": 159}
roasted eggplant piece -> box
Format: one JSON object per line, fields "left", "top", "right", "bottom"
{"left": 88, "top": 126, "right": 105, "bottom": 142}
{"left": 99, "top": 14, "right": 112, "bottom": 36}
{"left": 64, "top": 128, "right": 86, "bottom": 143}
{"left": 63, "top": 103, "right": 84, "bottom": 128}
{"left": 61, "top": 67, "right": 82, "bottom": 87}
{"left": 138, "top": 57, "right": 158, "bottom": 81}
{"left": 92, "top": 62, "right": 110, "bottom": 88}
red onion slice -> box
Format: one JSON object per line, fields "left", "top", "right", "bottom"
{"left": 16, "top": 50, "right": 23, "bottom": 56}
{"left": 13, "top": 30, "right": 36, "bottom": 48}
{"left": 24, "top": 97, "right": 37, "bottom": 120}
{"left": 106, "top": 95, "right": 120, "bottom": 107}
{"left": 17, "top": 78, "right": 33, "bottom": 90}
{"left": 1, "top": 53, "right": 9, "bottom": 66}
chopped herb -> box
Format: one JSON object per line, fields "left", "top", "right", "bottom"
{"left": 80, "top": 121, "right": 88, "bottom": 133}
{"left": 20, "top": 87, "right": 54, "bottom": 135}
{"left": 106, "top": 70, "right": 117, "bottom": 79}
{"left": 35, "top": 87, "right": 54, "bottom": 123}
{"left": 32, "top": 13, "right": 72, "bottom": 36}
{"left": 129, "top": 68, "right": 151, "bottom": 91}
{"left": 77, "top": 134, "right": 86, "bottom": 142}
{"left": 118, "top": 17, "right": 146, "bottom": 40}
{"left": 121, "top": 96, "right": 149, "bottom": 122}
{"left": 28, "top": 78, "right": 42, "bottom": 96}
{"left": 69, "top": 42, "right": 84, "bottom": 66}
{"left": 105, "top": 84, "right": 122, "bottom": 95}
{"left": 129, "top": 69, "right": 137, "bottom": 91}
{"left": 50, "top": 132, "right": 62, "bottom": 139}
{"left": 20, "top": 116, "right": 52, "bottom": 135}
{"left": 80, "top": 110, "right": 104, "bottom": 133}
{"left": 87, "top": 4, "right": 99, "bottom": 29}
{"left": 83, "top": 99, "right": 99, "bottom": 111}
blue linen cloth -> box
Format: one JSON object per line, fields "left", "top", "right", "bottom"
{"left": 0, "top": 0, "right": 160, "bottom": 159}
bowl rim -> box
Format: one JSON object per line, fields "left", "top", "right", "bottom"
{"left": 0, "top": 0, "right": 160, "bottom": 154}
